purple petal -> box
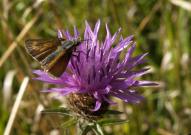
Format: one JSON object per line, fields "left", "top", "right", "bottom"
{"left": 115, "top": 68, "right": 150, "bottom": 78}
{"left": 85, "top": 21, "right": 94, "bottom": 40}
{"left": 103, "top": 96, "right": 117, "bottom": 105}
{"left": 111, "top": 27, "right": 121, "bottom": 43}
{"left": 42, "top": 87, "right": 76, "bottom": 95}
{"left": 91, "top": 100, "right": 102, "bottom": 111}
{"left": 103, "top": 24, "right": 112, "bottom": 51}
{"left": 33, "top": 71, "right": 63, "bottom": 84}
{"left": 133, "top": 81, "right": 158, "bottom": 87}
{"left": 33, "top": 70, "right": 71, "bottom": 84}
{"left": 127, "top": 53, "right": 148, "bottom": 70}
{"left": 110, "top": 91, "right": 144, "bottom": 103}
{"left": 73, "top": 26, "right": 79, "bottom": 38}
{"left": 96, "top": 85, "right": 111, "bottom": 95}
{"left": 94, "top": 20, "right": 100, "bottom": 36}
{"left": 57, "top": 29, "right": 64, "bottom": 38}
{"left": 124, "top": 43, "right": 136, "bottom": 64}
{"left": 33, "top": 70, "right": 46, "bottom": 76}
{"left": 64, "top": 29, "right": 72, "bottom": 40}
{"left": 113, "top": 35, "right": 134, "bottom": 52}
{"left": 111, "top": 79, "right": 136, "bottom": 90}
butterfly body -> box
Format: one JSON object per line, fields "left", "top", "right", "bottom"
{"left": 25, "top": 38, "right": 81, "bottom": 77}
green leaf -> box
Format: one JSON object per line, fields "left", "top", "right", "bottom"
{"left": 78, "top": 125, "right": 92, "bottom": 135}
{"left": 41, "top": 107, "right": 72, "bottom": 117}
{"left": 104, "top": 110, "right": 123, "bottom": 115}
{"left": 95, "top": 124, "right": 104, "bottom": 135}
{"left": 62, "top": 118, "right": 77, "bottom": 129}
{"left": 81, "top": 123, "right": 105, "bottom": 135}
{"left": 98, "top": 118, "right": 129, "bottom": 126}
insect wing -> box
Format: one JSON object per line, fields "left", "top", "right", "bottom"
{"left": 44, "top": 50, "right": 72, "bottom": 77}
{"left": 25, "top": 39, "right": 59, "bottom": 61}
{"left": 41, "top": 40, "right": 77, "bottom": 77}
{"left": 25, "top": 38, "right": 80, "bottom": 77}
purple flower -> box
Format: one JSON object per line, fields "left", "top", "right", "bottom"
{"left": 34, "top": 20, "right": 157, "bottom": 111}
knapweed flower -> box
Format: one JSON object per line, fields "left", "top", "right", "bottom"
{"left": 34, "top": 20, "right": 156, "bottom": 119}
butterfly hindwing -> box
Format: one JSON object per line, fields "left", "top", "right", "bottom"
{"left": 44, "top": 50, "right": 72, "bottom": 77}
{"left": 41, "top": 41, "right": 76, "bottom": 77}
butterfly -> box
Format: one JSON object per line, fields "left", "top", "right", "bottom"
{"left": 25, "top": 37, "right": 81, "bottom": 77}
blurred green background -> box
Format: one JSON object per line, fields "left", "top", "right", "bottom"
{"left": 1, "top": 0, "right": 191, "bottom": 134}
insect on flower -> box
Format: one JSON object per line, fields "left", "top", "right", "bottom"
{"left": 25, "top": 31, "right": 82, "bottom": 77}
{"left": 33, "top": 20, "right": 158, "bottom": 118}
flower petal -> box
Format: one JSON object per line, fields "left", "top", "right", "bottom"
{"left": 91, "top": 100, "right": 102, "bottom": 111}
{"left": 94, "top": 20, "right": 100, "bottom": 36}
{"left": 103, "top": 95, "right": 116, "bottom": 105}
{"left": 64, "top": 29, "right": 72, "bottom": 40}
{"left": 57, "top": 29, "right": 64, "bottom": 38}
{"left": 33, "top": 70, "right": 71, "bottom": 84}
{"left": 74, "top": 26, "right": 79, "bottom": 38}
{"left": 42, "top": 87, "right": 76, "bottom": 95}
{"left": 115, "top": 68, "right": 150, "bottom": 79}
{"left": 85, "top": 21, "right": 94, "bottom": 40}
{"left": 110, "top": 91, "right": 144, "bottom": 103}
{"left": 113, "top": 35, "right": 133, "bottom": 53}
{"left": 127, "top": 53, "right": 148, "bottom": 69}
{"left": 133, "top": 81, "right": 158, "bottom": 87}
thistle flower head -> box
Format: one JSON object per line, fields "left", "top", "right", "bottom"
{"left": 34, "top": 20, "right": 156, "bottom": 117}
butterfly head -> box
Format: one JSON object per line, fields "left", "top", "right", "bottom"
{"left": 74, "top": 37, "right": 82, "bottom": 44}
{"left": 68, "top": 37, "right": 83, "bottom": 47}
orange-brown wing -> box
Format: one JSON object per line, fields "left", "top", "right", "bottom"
{"left": 42, "top": 49, "right": 72, "bottom": 77}
{"left": 40, "top": 40, "right": 78, "bottom": 77}
{"left": 25, "top": 38, "right": 74, "bottom": 77}
{"left": 25, "top": 39, "right": 60, "bottom": 61}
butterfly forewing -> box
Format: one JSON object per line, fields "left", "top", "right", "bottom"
{"left": 25, "top": 39, "right": 60, "bottom": 61}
